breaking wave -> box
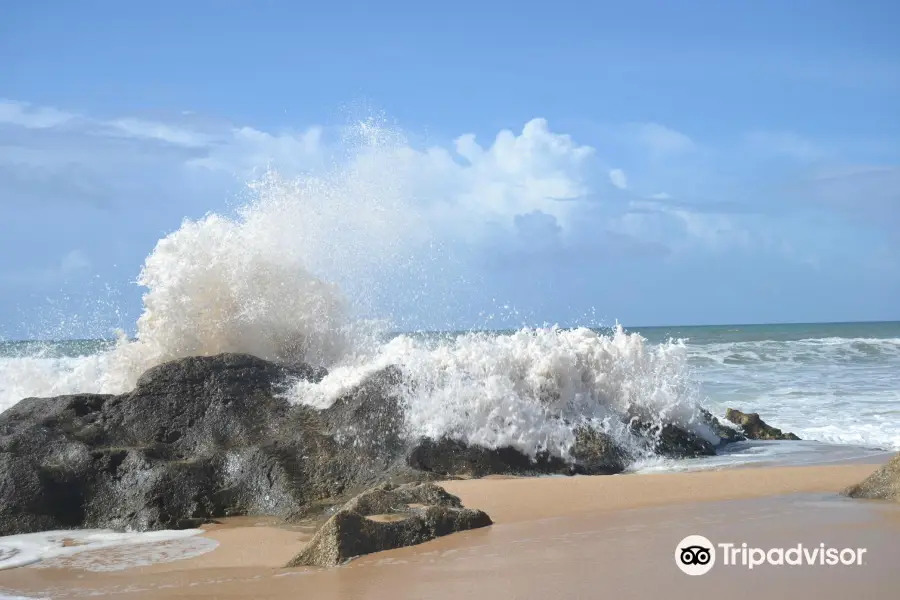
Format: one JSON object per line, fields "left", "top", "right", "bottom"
{"left": 0, "top": 118, "right": 716, "bottom": 463}
{"left": 292, "top": 325, "right": 711, "bottom": 459}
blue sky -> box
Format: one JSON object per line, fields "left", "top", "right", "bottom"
{"left": 1, "top": 0, "right": 898, "bottom": 338}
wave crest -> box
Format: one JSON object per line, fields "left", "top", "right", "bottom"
{"left": 290, "top": 325, "right": 709, "bottom": 460}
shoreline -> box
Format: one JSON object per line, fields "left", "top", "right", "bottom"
{"left": 1, "top": 460, "right": 898, "bottom": 599}
{"left": 440, "top": 462, "right": 889, "bottom": 523}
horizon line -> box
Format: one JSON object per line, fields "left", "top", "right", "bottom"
{"left": 2, "top": 319, "right": 899, "bottom": 343}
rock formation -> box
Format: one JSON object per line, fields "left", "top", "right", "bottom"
{"left": 286, "top": 482, "right": 492, "bottom": 567}
{"left": 724, "top": 408, "right": 801, "bottom": 441}
{"left": 0, "top": 354, "right": 410, "bottom": 535}
{"left": 0, "top": 352, "right": 756, "bottom": 536}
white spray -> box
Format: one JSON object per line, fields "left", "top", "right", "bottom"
{"left": 0, "top": 119, "right": 711, "bottom": 463}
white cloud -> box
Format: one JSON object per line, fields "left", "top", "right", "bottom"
{"left": 610, "top": 199, "right": 758, "bottom": 255}
{"left": 745, "top": 131, "right": 825, "bottom": 161}
{"left": 446, "top": 119, "right": 595, "bottom": 228}
{"left": 632, "top": 122, "right": 695, "bottom": 156}
{"left": 0, "top": 102, "right": 596, "bottom": 233}
{"left": 669, "top": 209, "right": 751, "bottom": 250}
{"left": 2, "top": 98, "right": 845, "bottom": 267}
{"left": 107, "top": 118, "right": 213, "bottom": 148}
{"left": 0, "top": 249, "right": 91, "bottom": 286}
{"left": 187, "top": 126, "right": 324, "bottom": 172}
{"left": 609, "top": 168, "right": 628, "bottom": 189}
{"left": 0, "top": 100, "right": 75, "bottom": 129}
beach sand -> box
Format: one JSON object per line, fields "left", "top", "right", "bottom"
{"left": 1, "top": 462, "right": 898, "bottom": 600}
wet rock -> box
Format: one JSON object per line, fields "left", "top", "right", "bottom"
{"left": 319, "top": 365, "right": 406, "bottom": 466}
{"left": 285, "top": 482, "right": 492, "bottom": 568}
{"left": 406, "top": 425, "right": 630, "bottom": 478}
{"left": 698, "top": 408, "right": 746, "bottom": 445}
{"left": 628, "top": 419, "right": 717, "bottom": 458}
{"left": 655, "top": 424, "right": 718, "bottom": 457}
{"left": 570, "top": 426, "right": 629, "bottom": 474}
{"left": 724, "top": 408, "right": 801, "bottom": 441}
{"left": 0, "top": 355, "right": 414, "bottom": 536}
{"left": 406, "top": 437, "right": 575, "bottom": 477}
{"left": 843, "top": 453, "right": 900, "bottom": 501}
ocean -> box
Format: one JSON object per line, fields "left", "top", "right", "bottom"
{"left": 634, "top": 321, "right": 900, "bottom": 449}
{"left": 1, "top": 321, "right": 897, "bottom": 473}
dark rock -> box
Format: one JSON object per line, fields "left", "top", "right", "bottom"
{"left": 698, "top": 408, "right": 746, "bottom": 445}
{"left": 407, "top": 437, "right": 573, "bottom": 477}
{"left": 0, "top": 354, "right": 413, "bottom": 536}
{"left": 406, "top": 426, "right": 629, "bottom": 478}
{"left": 570, "top": 426, "right": 629, "bottom": 474}
{"left": 724, "top": 409, "right": 801, "bottom": 441}
{"left": 628, "top": 419, "right": 717, "bottom": 458}
{"left": 842, "top": 453, "right": 900, "bottom": 501}
{"left": 285, "top": 482, "right": 492, "bottom": 567}
{"left": 319, "top": 365, "right": 406, "bottom": 466}
{"left": 655, "top": 424, "right": 717, "bottom": 457}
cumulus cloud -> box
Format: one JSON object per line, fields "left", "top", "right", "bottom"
{"left": 0, "top": 101, "right": 598, "bottom": 234}
{"left": 610, "top": 198, "right": 766, "bottom": 256}
{"left": 3, "top": 97, "right": 884, "bottom": 285}
{"left": 608, "top": 168, "right": 628, "bottom": 189}
{"left": 431, "top": 118, "right": 595, "bottom": 230}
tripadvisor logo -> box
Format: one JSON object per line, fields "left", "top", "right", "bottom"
{"left": 675, "top": 535, "right": 867, "bottom": 575}
{"left": 676, "top": 535, "right": 716, "bottom": 575}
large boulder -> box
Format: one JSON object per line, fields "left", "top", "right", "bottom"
{"left": 843, "top": 454, "right": 900, "bottom": 501}
{"left": 724, "top": 408, "right": 800, "bottom": 441}
{"left": 285, "top": 482, "right": 492, "bottom": 567}
{"left": 0, "top": 354, "right": 412, "bottom": 536}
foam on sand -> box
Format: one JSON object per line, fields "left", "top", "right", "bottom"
{"left": 0, "top": 529, "right": 217, "bottom": 572}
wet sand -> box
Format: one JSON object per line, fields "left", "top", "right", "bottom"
{"left": 1, "top": 462, "right": 898, "bottom": 600}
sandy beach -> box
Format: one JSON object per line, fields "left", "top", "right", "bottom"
{"left": 1, "top": 460, "right": 898, "bottom": 600}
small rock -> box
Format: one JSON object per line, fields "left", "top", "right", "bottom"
{"left": 285, "top": 482, "right": 492, "bottom": 567}
{"left": 843, "top": 453, "right": 900, "bottom": 501}
{"left": 724, "top": 409, "right": 801, "bottom": 441}
{"left": 698, "top": 408, "right": 746, "bottom": 445}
